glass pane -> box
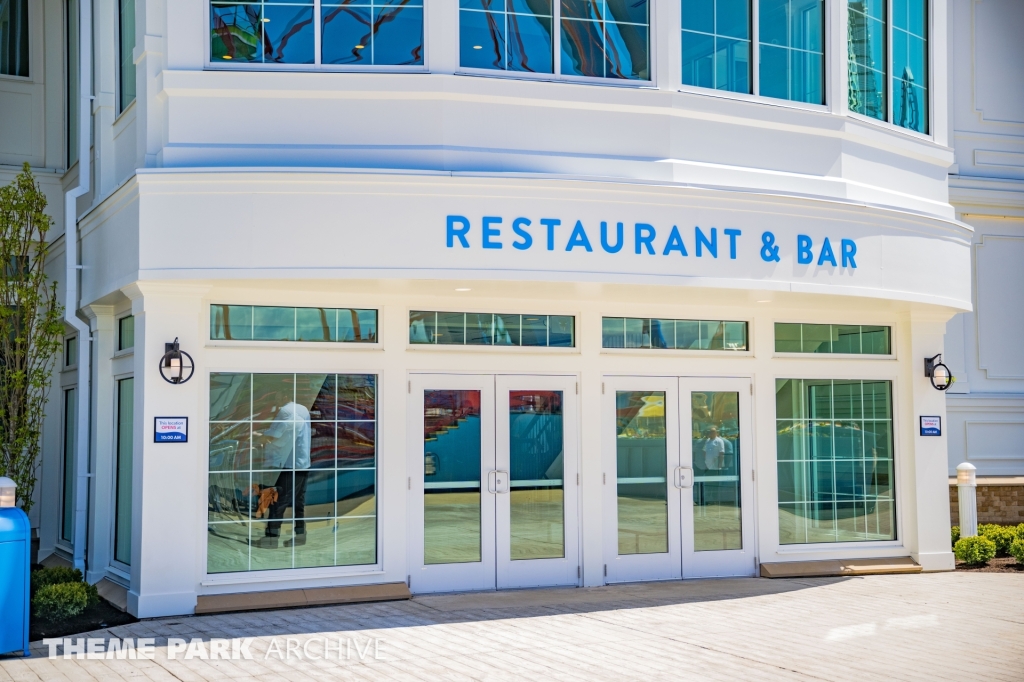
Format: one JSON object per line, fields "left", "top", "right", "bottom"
{"left": 321, "top": 4, "right": 372, "bottom": 65}
{"left": 114, "top": 378, "right": 134, "bottom": 565}
{"left": 549, "top": 315, "right": 574, "bottom": 347}
{"left": 624, "top": 317, "right": 646, "bottom": 348}
{"left": 409, "top": 310, "right": 436, "bottom": 343}
{"left": 616, "top": 391, "right": 668, "bottom": 555}
{"left": 253, "top": 306, "right": 295, "bottom": 341}
{"left": 847, "top": 0, "right": 886, "bottom": 120}
{"left": 424, "top": 390, "right": 482, "bottom": 564}
{"left": 604, "top": 21, "right": 648, "bottom": 80}
{"left": 776, "top": 378, "right": 895, "bottom": 544}
{"left": 676, "top": 319, "right": 700, "bottom": 349}
{"left": 435, "top": 312, "right": 466, "bottom": 345}
{"left": 650, "top": 319, "right": 674, "bottom": 349}
{"left": 61, "top": 389, "right": 76, "bottom": 543}
{"left": 461, "top": 9, "right": 507, "bottom": 69}
{"left": 296, "top": 308, "right": 332, "bottom": 342}
{"left": 509, "top": 390, "right": 564, "bottom": 560}
{"left": 118, "top": 315, "right": 135, "bottom": 350}
{"left": 561, "top": 17, "right": 603, "bottom": 77}
{"left": 466, "top": 313, "right": 494, "bottom": 345}
{"left": 691, "top": 391, "right": 741, "bottom": 550}
{"left": 262, "top": 4, "right": 315, "bottom": 64}
{"left": 682, "top": 0, "right": 714, "bottom": 33}
{"left": 119, "top": 0, "right": 136, "bottom": 110}
{"left": 521, "top": 314, "right": 548, "bottom": 346}
{"left": 212, "top": 3, "right": 262, "bottom": 63}
{"left": 602, "top": 316, "right": 625, "bottom": 348}
{"left": 210, "top": 422, "right": 252, "bottom": 472}
{"left": 682, "top": 29, "right": 715, "bottom": 88}
{"left": 207, "top": 522, "right": 250, "bottom": 573}
{"left": 373, "top": 5, "right": 424, "bottom": 66}
{"left": 801, "top": 323, "right": 833, "bottom": 353}
{"left": 508, "top": 11, "right": 553, "bottom": 73}
{"left": 892, "top": 0, "right": 927, "bottom": 133}
{"left": 212, "top": 305, "right": 253, "bottom": 340}
{"left": 494, "top": 313, "right": 520, "bottom": 345}
{"left": 758, "top": 0, "right": 823, "bottom": 104}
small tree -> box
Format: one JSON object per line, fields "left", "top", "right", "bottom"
{"left": 0, "top": 163, "right": 65, "bottom": 512}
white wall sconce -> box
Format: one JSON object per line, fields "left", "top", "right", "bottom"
{"left": 924, "top": 354, "right": 954, "bottom": 391}
{"left": 159, "top": 337, "right": 195, "bottom": 385}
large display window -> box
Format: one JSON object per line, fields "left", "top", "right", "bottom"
{"left": 207, "top": 373, "right": 377, "bottom": 573}
{"left": 776, "top": 379, "right": 896, "bottom": 544}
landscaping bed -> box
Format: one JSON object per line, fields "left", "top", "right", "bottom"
{"left": 956, "top": 556, "right": 1024, "bottom": 573}
{"left": 30, "top": 599, "right": 137, "bottom": 641}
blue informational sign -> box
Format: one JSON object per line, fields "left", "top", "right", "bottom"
{"left": 920, "top": 416, "right": 941, "bottom": 437}
{"left": 154, "top": 417, "right": 188, "bottom": 443}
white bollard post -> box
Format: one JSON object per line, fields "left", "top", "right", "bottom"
{"left": 956, "top": 463, "right": 978, "bottom": 538}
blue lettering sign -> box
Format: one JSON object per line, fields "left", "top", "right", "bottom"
{"left": 482, "top": 216, "right": 503, "bottom": 250}
{"left": 512, "top": 217, "right": 533, "bottom": 250}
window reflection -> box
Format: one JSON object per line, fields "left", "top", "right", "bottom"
{"left": 211, "top": 305, "right": 377, "bottom": 343}
{"left": 322, "top": 0, "right": 424, "bottom": 66}
{"left": 892, "top": 0, "right": 927, "bottom": 133}
{"left": 211, "top": 1, "right": 315, "bottom": 64}
{"left": 616, "top": 391, "right": 668, "bottom": 555}
{"left": 460, "top": 0, "right": 554, "bottom": 73}
{"left": 847, "top": 0, "right": 886, "bottom": 120}
{"left": 410, "top": 311, "right": 575, "bottom": 347}
{"left": 682, "top": 0, "right": 750, "bottom": 93}
{"left": 758, "top": 0, "right": 823, "bottom": 104}
{"left": 602, "top": 317, "right": 748, "bottom": 351}
{"left": 561, "top": 0, "right": 649, "bottom": 80}
{"left": 207, "top": 373, "right": 378, "bottom": 573}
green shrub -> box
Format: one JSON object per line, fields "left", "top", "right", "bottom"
{"left": 32, "top": 582, "right": 91, "bottom": 622}
{"left": 1010, "top": 538, "right": 1024, "bottom": 565}
{"left": 978, "top": 524, "right": 1017, "bottom": 555}
{"left": 30, "top": 566, "right": 83, "bottom": 595}
{"left": 1015, "top": 523, "right": 1024, "bottom": 541}
{"left": 951, "top": 526, "right": 960, "bottom": 545}
{"left": 954, "top": 536, "right": 997, "bottom": 566}
{"left": 29, "top": 566, "right": 98, "bottom": 609}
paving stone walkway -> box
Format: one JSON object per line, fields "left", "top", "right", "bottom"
{"left": 2, "top": 571, "right": 1022, "bottom": 681}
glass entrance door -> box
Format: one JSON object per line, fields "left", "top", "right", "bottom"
{"left": 603, "top": 376, "right": 755, "bottom": 583}
{"left": 679, "top": 377, "right": 756, "bottom": 578}
{"left": 409, "top": 374, "right": 579, "bottom": 593}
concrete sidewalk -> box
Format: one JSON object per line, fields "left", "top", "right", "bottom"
{"left": 2, "top": 572, "right": 1022, "bottom": 681}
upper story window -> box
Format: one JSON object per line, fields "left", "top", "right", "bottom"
{"left": 118, "top": 315, "right": 135, "bottom": 351}
{"left": 460, "top": 0, "right": 649, "bottom": 80}
{"left": 64, "top": 336, "right": 78, "bottom": 368}
{"left": 848, "top": 0, "right": 928, "bottom": 134}
{"left": 0, "top": 0, "right": 29, "bottom": 78}
{"left": 119, "top": 0, "right": 136, "bottom": 111}
{"left": 410, "top": 311, "right": 575, "bottom": 347}
{"left": 211, "top": 304, "right": 378, "bottom": 342}
{"left": 682, "top": 0, "right": 824, "bottom": 104}
{"left": 210, "top": 0, "right": 424, "bottom": 67}
{"left": 774, "top": 323, "right": 891, "bottom": 355}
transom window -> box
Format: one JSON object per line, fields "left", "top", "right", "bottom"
{"left": 410, "top": 311, "right": 575, "bottom": 347}
{"left": 459, "top": 0, "right": 650, "bottom": 80}
{"left": 211, "top": 305, "right": 378, "bottom": 343}
{"left": 210, "top": 0, "right": 424, "bottom": 67}
{"left": 682, "top": 0, "right": 825, "bottom": 105}
{"left": 602, "top": 317, "right": 748, "bottom": 350}
{"left": 774, "top": 323, "right": 891, "bottom": 355}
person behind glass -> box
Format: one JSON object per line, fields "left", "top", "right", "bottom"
{"left": 256, "top": 385, "right": 315, "bottom": 548}
{"left": 703, "top": 425, "right": 727, "bottom": 471}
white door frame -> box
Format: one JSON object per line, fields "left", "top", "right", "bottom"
{"left": 679, "top": 376, "right": 757, "bottom": 578}
{"left": 495, "top": 374, "right": 580, "bottom": 589}
{"left": 603, "top": 376, "right": 683, "bottom": 583}
{"left": 408, "top": 374, "right": 496, "bottom": 593}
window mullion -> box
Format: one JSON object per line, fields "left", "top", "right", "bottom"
{"left": 887, "top": 0, "right": 893, "bottom": 123}
{"left": 314, "top": 0, "right": 322, "bottom": 66}
{"left": 751, "top": 0, "right": 759, "bottom": 96}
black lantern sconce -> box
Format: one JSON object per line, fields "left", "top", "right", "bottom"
{"left": 924, "top": 354, "right": 954, "bottom": 391}
{"left": 159, "top": 338, "right": 195, "bottom": 385}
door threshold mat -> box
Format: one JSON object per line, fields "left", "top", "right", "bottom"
{"left": 195, "top": 582, "right": 411, "bottom": 615}
{"left": 760, "top": 557, "right": 922, "bottom": 578}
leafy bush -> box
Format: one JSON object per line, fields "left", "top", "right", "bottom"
{"left": 32, "top": 582, "right": 91, "bottom": 622}
{"left": 1016, "top": 524, "right": 1024, "bottom": 541}
{"left": 1010, "top": 538, "right": 1024, "bottom": 565}
{"left": 951, "top": 526, "right": 960, "bottom": 545}
{"left": 30, "top": 567, "right": 83, "bottom": 595}
{"left": 978, "top": 524, "right": 1017, "bottom": 555}
{"left": 954, "top": 536, "right": 997, "bottom": 566}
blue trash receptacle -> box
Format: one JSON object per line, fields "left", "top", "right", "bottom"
{"left": 0, "top": 477, "right": 30, "bottom": 657}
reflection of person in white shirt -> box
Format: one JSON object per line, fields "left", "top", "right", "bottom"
{"left": 259, "top": 399, "right": 312, "bottom": 547}
{"left": 704, "top": 426, "right": 727, "bottom": 471}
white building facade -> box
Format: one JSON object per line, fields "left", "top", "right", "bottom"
{"left": 2, "top": 0, "right": 985, "bottom": 618}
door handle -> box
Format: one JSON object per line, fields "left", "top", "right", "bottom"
{"left": 674, "top": 466, "right": 694, "bottom": 489}
{"left": 487, "top": 470, "right": 497, "bottom": 493}
{"left": 494, "top": 470, "right": 510, "bottom": 494}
